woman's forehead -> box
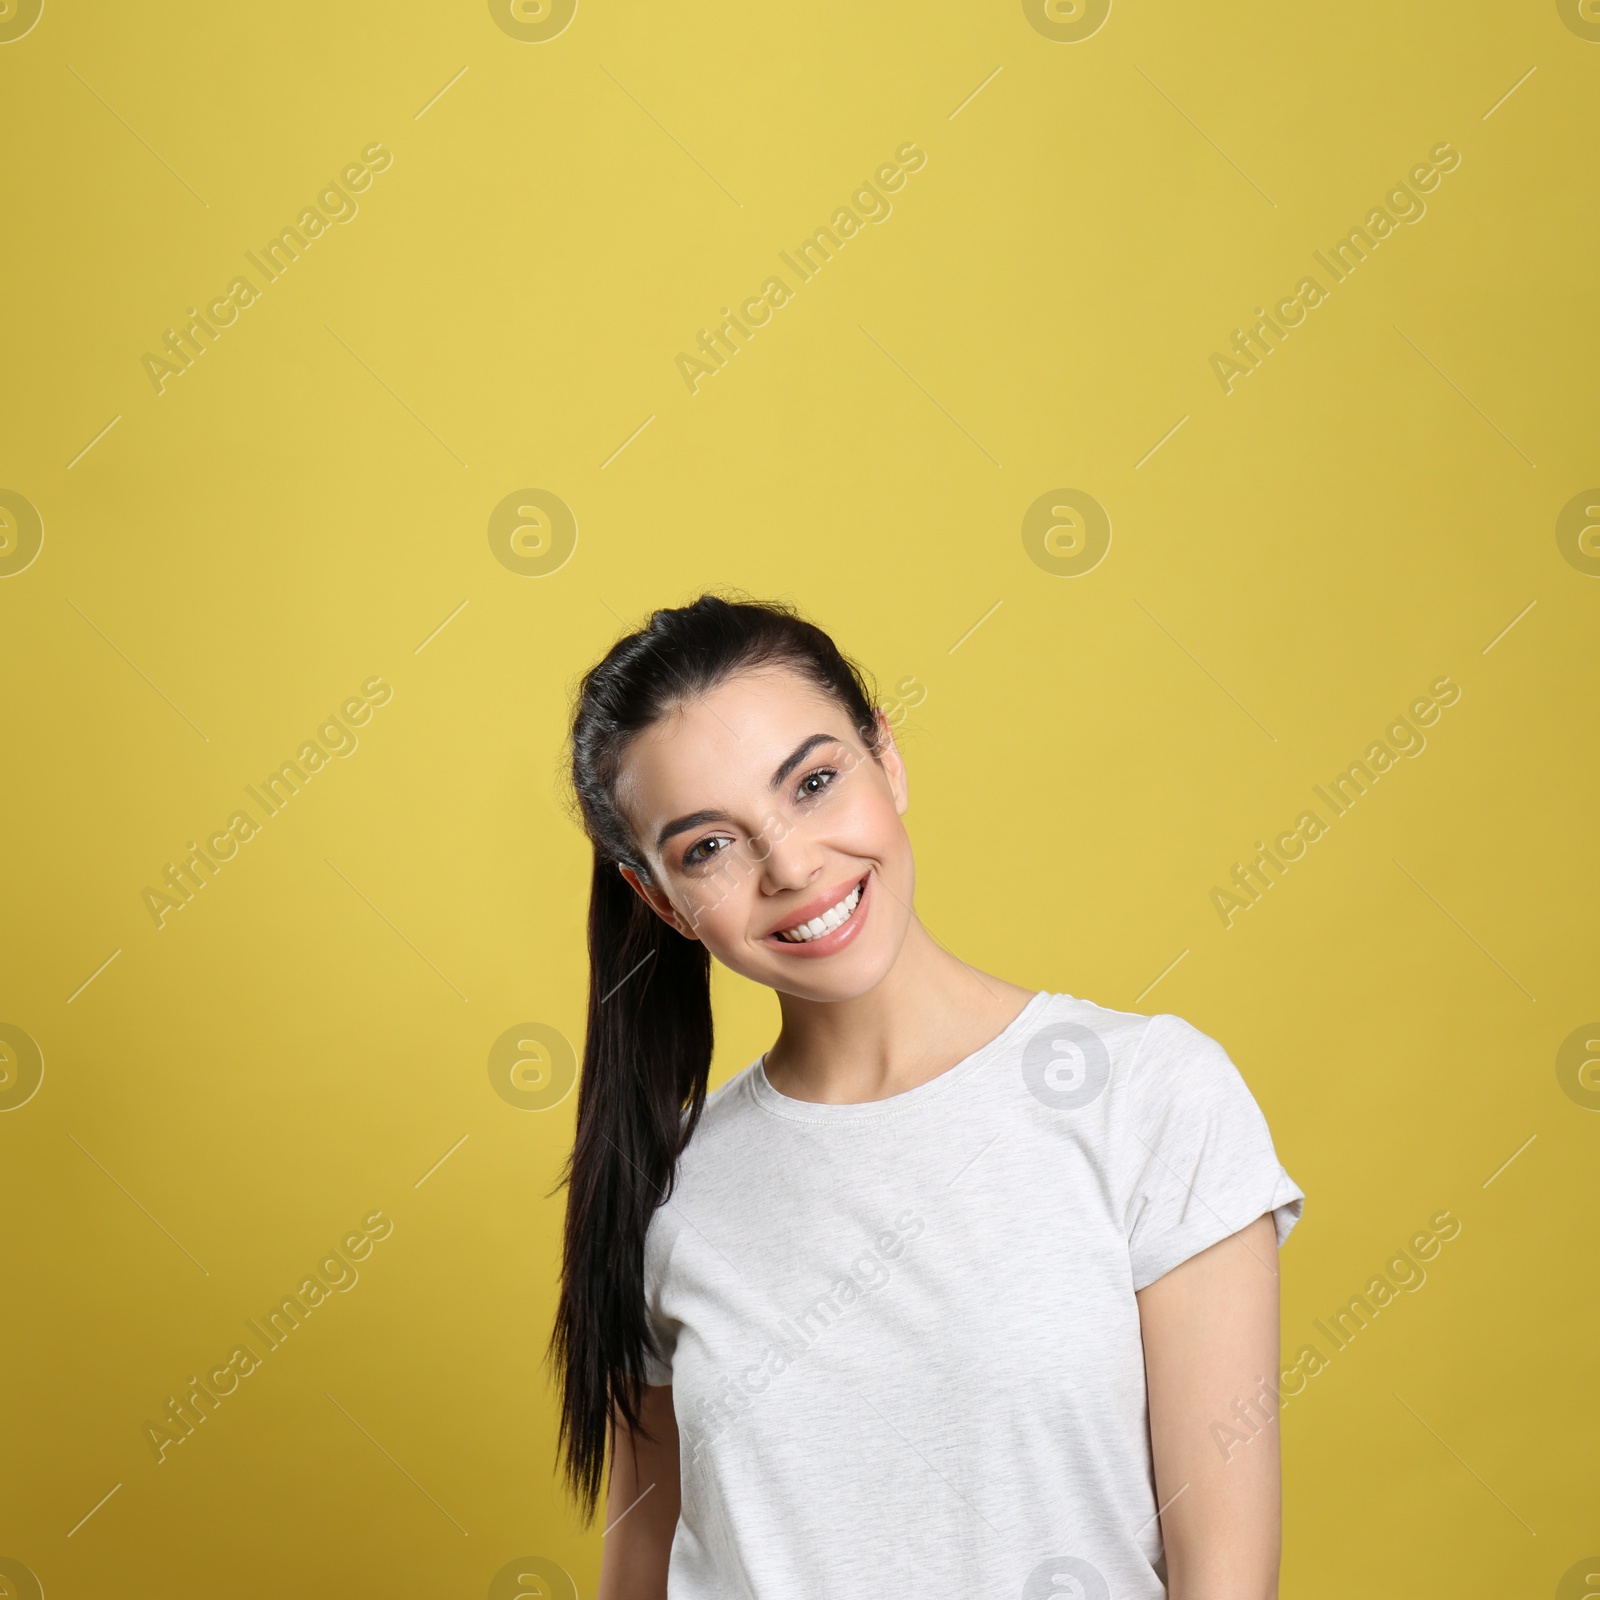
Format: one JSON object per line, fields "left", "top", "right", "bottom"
{"left": 615, "top": 669, "right": 853, "bottom": 824}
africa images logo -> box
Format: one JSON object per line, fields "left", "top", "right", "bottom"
{"left": 140, "top": 675, "right": 392, "bottom": 927}
{"left": 141, "top": 1211, "right": 394, "bottom": 1463}
{"left": 1209, "top": 675, "right": 1461, "bottom": 926}
{"left": 673, "top": 142, "right": 927, "bottom": 394}
{"left": 1208, "top": 142, "right": 1461, "bottom": 393}
{"left": 685, "top": 1208, "right": 926, "bottom": 1459}
{"left": 140, "top": 142, "right": 393, "bottom": 395}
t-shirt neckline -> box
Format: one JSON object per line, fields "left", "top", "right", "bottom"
{"left": 748, "top": 988, "right": 1054, "bottom": 1123}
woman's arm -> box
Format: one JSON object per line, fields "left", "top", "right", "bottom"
{"left": 595, "top": 1382, "right": 681, "bottom": 1600}
{"left": 1135, "top": 1213, "right": 1283, "bottom": 1600}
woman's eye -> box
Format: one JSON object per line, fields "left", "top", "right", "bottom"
{"left": 681, "top": 768, "right": 836, "bottom": 867}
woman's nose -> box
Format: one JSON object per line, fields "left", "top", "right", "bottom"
{"left": 751, "top": 829, "right": 825, "bottom": 895}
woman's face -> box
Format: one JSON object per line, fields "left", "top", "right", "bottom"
{"left": 613, "top": 665, "right": 915, "bottom": 1002}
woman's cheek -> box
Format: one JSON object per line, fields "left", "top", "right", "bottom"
{"left": 848, "top": 785, "right": 905, "bottom": 848}
{"left": 680, "top": 881, "right": 743, "bottom": 945}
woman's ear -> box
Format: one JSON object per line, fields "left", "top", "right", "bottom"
{"left": 618, "top": 863, "right": 700, "bottom": 941}
{"left": 872, "top": 707, "right": 910, "bottom": 816}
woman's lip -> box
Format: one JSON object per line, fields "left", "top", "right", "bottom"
{"left": 763, "top": 871, "right": 872, "bottom": 958}
{"left": 763, "top": 873, "right": 868, "bottom": 940}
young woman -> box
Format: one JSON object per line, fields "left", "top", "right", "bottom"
{"left": 550, "top": 593, "right": 1304, "bottom": 1599}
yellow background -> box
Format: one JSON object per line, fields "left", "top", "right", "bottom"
{"left": 2, "top": 0, "right": 1597, "bottom": 1594}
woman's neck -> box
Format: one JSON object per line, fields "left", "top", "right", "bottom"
{"left": 760, "top": 918, "right": 1039, "bottom": 1105}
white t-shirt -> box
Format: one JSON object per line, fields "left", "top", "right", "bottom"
{"left": 640, "top": 989, "right": 1304, "bottom": 1598}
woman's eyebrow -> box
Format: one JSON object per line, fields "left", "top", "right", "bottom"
{"left": 655, "top": 809, "right": 723, "bottom": 852}
{"left": 654, "top": 732, "right": 842, "bottom": 853}
{"left": 769, "top": 732, "right": 839, "bottom": 790}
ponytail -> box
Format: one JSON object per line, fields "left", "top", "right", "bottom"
{"left": 548, "top": 591, "right": 879, "bottom": 1521}
{"left": 549, "top": 852, "right": 712, "bottom": 1518}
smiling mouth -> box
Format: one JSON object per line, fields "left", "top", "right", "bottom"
{"left": 772, "top": 877, "right": 867, "bottom": 943}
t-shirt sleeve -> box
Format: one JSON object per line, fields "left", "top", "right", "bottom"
{"left": 640, "top": 1214, "right": 675, "bottom": 1386}
{"left": 1118, "top": 1012, "right": 1304, "bottom": 1291}
{"left": 641, "top": 1330, "right": 673, "bottom": 1387}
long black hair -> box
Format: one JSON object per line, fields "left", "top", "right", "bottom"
{"left": 548, "top": 590, "right": 882, "bottom": 1521}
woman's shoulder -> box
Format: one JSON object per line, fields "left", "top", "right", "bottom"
{"left": 670, "top": 1054, "right": 765, "bottom": 1151}
{"left": 1011, "top": 984, "right": 1162, "bottom": 1052}
{"left": 645, "top": 1059, "right": 765, "bottom": 1253}
{"left": 1022, "top": 985, "right": 1234, "bottom": 1056}
{"left": 973, "top": 969, "right": 1165, "bottom": 1046}
{"left": 1010, "top": 988, "right": 1266, "bottom": 1112}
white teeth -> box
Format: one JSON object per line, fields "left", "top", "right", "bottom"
{"left": 776, "top": 880, "right": 863, "bottom": 943}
